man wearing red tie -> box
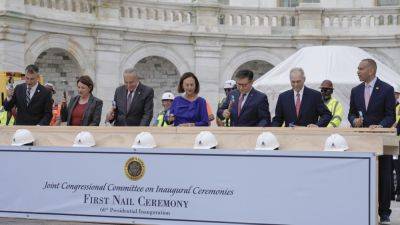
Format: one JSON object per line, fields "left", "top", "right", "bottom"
{"left": 217, "top": 70, "right": 271, "bottom": 127}
{"left": 272, "top": 67, "right": 332, "bottom": 127}
{"left": 348, "top": 58, "right": 396, "bottom": 224}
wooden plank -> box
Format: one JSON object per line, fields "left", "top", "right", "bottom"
{"left": 0, "top": 126, "right": 397, "bottom": 154}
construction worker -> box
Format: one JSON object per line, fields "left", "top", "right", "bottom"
{"left": 0, "top": 106, "right": 14, "bottom": 126}
{"left": 154, "top": 91, "right": 174, "bottom": 127}
{"left": 393, "top": 87, "right": 400, "bottom": 202}
{"left": 216, "top": 79, "right": 236, "bottom": 126}
{"left": 320, "top": 80, "right": 343, "bottom": 128}
{"left": 395, "top": 87, "right": 400, "bottom": 127}
{"left": 44, "top": 83, "right": 61, "bottom": 126}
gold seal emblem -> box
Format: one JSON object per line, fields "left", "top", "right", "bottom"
{"left": 124, "top": 157, "right": 145, "bottom": 181}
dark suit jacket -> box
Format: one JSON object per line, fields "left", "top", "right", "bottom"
{"left": 112, "top": 82, "right": 154, "bottom": 126}
{"left": 348, "top": 78, "right": 395, "bottom": 128}
{"left": 217, "top": 88, "right": 271, "bottom": 127}
{"left": 3, "top": 83, "right": 52, "bottom": 125}
{"left": 272, "top": 86, "right": 332, "bottom": 127}
{"left": 61, "top": 94, "right": 103, "bottom": 126}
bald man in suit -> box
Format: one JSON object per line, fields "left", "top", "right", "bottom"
{"left": 348, "top": 58, "right": 396, "bottom": 224}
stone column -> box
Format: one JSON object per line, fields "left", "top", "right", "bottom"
{"left": 194, "top": 37, "right": 222, "bottom": 120}
{"left": 296, "top": 3, "right": 323, "bottom": 36}
{"left": 96, "top": 0, "right": 120, "bottom": 25}
{"left": 94, "top": 30, "right": 122, "bottom": 123}
{"left": 0, "top": 0, "right": 26, "bottom": 72}
{"left": 192, "top": 1, "right": 223, "bottom": 122}
{"left": 0, "top": 0, "right": 25, "bottom": 13}
{"left": 92, "top": 0, "right": 123, "bottom": 123}
{"left": 193, "top": 0, "right": 220, "bottom": 33}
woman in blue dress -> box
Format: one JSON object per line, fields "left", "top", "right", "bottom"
{"left": 167, "top": 72, "right": 209, "bottom": 126}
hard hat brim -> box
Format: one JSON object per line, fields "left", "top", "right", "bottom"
{"left": 72, "top": 144, "right": 95, "bottom": 147}
{"left": 255, "top": 147, "right": 277, "bottom": 151}
{"left": 193, "top": 145, "right": 216, "bottom": 149}
{"left": 131, "top": 145, "right": 157, "bottom": 149}
{"left": 324, "top": 147, "right": 348, "bottom": 152}
{"left": 11, "top": 143, "right": 24, "bottom": 146}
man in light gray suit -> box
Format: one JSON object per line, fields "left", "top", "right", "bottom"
{"left": 106, "top": 68, "right": 154, "bottom": 126}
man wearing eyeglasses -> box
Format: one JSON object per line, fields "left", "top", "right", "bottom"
{"left": 217, "top": 70, "right": 271, "bottom": 127}
{"left": 319, "top": 80, "right": 343, "bottom": 128}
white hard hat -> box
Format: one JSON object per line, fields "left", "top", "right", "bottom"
{"left": 11, "top": 129, "right": 35, "bottom": 146}
{"left": 193, "top": 131, "right": 218, "bottom": 149}
{"left": 255, "top": 132, "right": 279, "bottom": 150}
{"left": 395, "top": 86, "right": 400, "bottom": 94}
{"left": 132, "top": 132, "right": 157, "bottom": 149}
{"left": 224, "top": 80, "right": 236, "bottom": 89}
{"left": 73, "top": 131, "right": 96, "bottom": 147}
{"left": 324, "top": 133, "right": 349, "bottom": 151}
{"left": 162, "top": 92, "right": 175, "bottom": 100}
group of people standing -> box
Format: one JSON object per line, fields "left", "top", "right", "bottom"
{"left": 4, "top": 59, "right": 398, "bottom": 132}
{"left": 2, "top": 59, "right": 400, "bottom": 224}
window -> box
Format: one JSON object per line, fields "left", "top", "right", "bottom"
{"left": 279, "top": 0, "right": 299, "bottom": 7}
{"left": 279, "top": 0, "right": 320, "bottom": 7}
{"left": 377, "top": 0, "right": 399, "bottom": 6}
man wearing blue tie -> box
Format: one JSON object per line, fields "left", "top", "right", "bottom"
{"left": 348, "top": 58, "right": 396, "bottom": 224}
{"left": 217, "top": 70, "right": 271, "bottom": 127}
{"left": 272, "top": 67, "right": 332, "bottom": 127}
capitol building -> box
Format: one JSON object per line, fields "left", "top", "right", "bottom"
{"left": 1, "top": 0, "right": 399, "bottom": 114}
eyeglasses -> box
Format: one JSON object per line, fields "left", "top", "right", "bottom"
{"left": 236, "top": 82, "right": 251, "bottom": 87}
{"left": 320, "top": 88, "right": 332, "bottom": 93}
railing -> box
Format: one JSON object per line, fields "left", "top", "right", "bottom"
{"left": 219, "top": 7, "right": 297, "bottom": 28}
{"left": 24, "top": 0, "right": 96, "bottom": 14}
{"left": 20, "top": 1, "right": 400, "bottom": 36}
{"left": 119, "top": 1, "right": 193, "bottom": 25}
{"left": 322, "top": 7, "right": 400, "bottom": 34}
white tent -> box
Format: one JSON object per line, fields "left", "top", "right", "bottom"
{"left": 253, "top": 46, "right": 400, "bottom": 127}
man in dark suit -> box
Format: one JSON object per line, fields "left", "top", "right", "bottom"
{"left": 3, "top": 65, "right": 52, "bottom": 125}
{"left": 348, "top": 58, "right": 396, "bottom": 224}
{"left": 272, "top": 67, "right": 332, "bottom": 127}
{"left": 217, "top": 70, "right": 271, "bottom": 127}
{"left": 106, "top": 68, "right": 154, "bottom": 126}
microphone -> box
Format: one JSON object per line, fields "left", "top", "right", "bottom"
{"left": 358, "top": 111, "right": 363, "bottom": 120}
{"left": 228, "top": 95, "right": 235, "bottom": 109}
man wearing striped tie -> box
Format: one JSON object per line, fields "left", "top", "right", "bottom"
{"left": 3, "top": 65, "right": 53, "bottom": 125}
{"left": 348, "top": 59, "right": 396, "bottom": 224}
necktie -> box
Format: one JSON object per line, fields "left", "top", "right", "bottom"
{"left": 126, "top": 91, "right": 133, "bottom": 111}
{"left": 295, "top": 92, "right": 301, "bottom": 117}
{"left": 364, "top": 85, "right": 371, "bottom": 109}
{"left": 26, "top": 87, "right": 31, "bottom": 106}
{"left": 238, "top": 93, "right": 245, "bottom": 117}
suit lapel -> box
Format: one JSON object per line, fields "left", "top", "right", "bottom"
{"left": 21, "top": 85, "right": 28, "bottom": 108}
{"left": 288, "top": 90, "right": 297, "bottom": 120}
{"left": 121, "top": 86, "right": 128, "bottom": 114}
{"left": 67, "top": 96, "right": 80, "bottom": 123}
{"left": 239, "top": 89, "right": 254, "bottom": 117}
{"left": 82, "top": 95, "right": 94, "bottom": 125}
{"left": 357, "top": 84, "right": 367, "bottom": 113}
{"left": 28, "top": 84, "right": 42, "bottom": 106}
{"left": 298, "top": 87, "right": 309, "bottom": 119}
{"left": 367, "top": 78, "right": 380, "bottom": 112}
{"left": 127, "top": 83, "right": 142, "bottom": 113}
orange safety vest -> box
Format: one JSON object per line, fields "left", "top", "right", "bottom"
{"left": 50, "top": 104, "right": 61, "bottom": 126}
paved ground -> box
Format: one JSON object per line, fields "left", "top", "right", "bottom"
{"left": 1, "top": 202, "right": 400, "bottom": 225}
